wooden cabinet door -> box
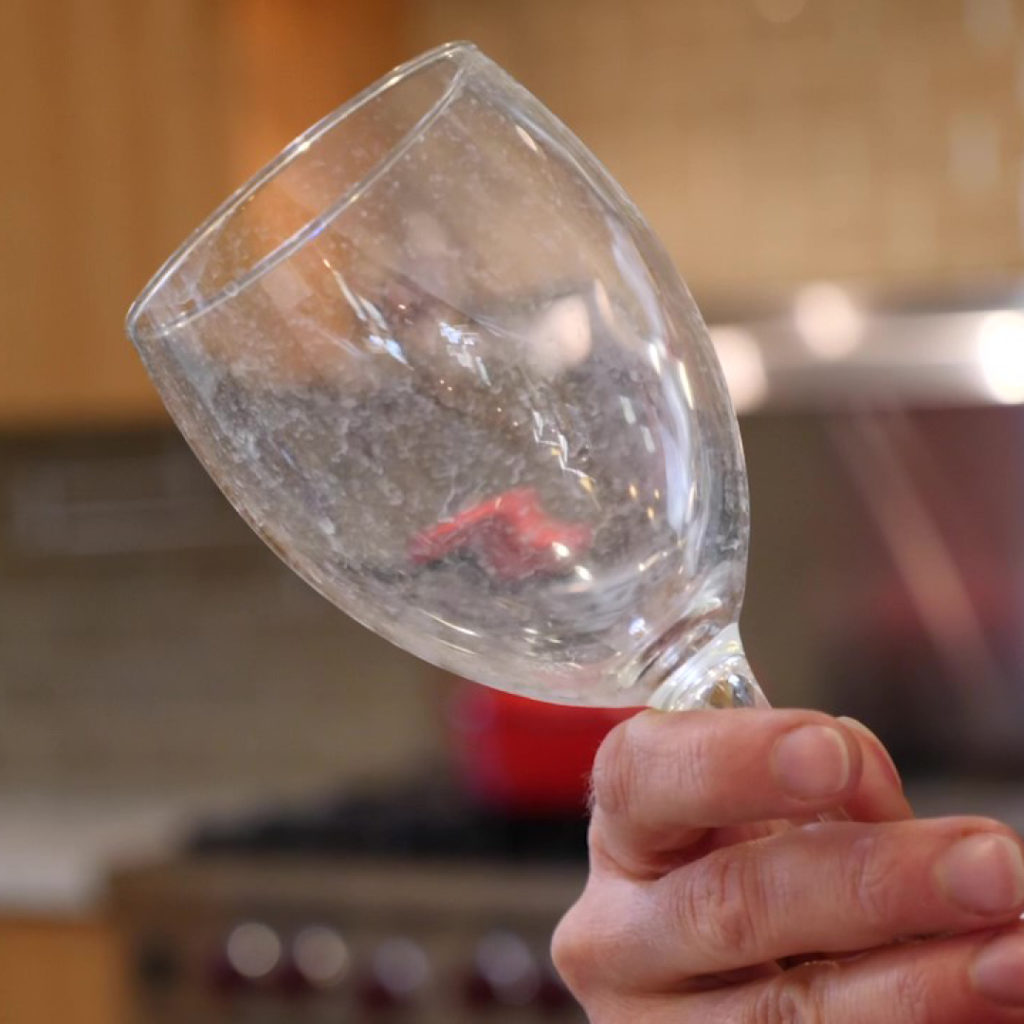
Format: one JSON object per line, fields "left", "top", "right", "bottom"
{"left": 0, "top": 916, "right": 126, "bottom": 1024}
{"left": 0, "top": 0, "right": 228, "bottom": 427}
{"left": 0, "top": 0, "right": 405, "bottom": 428}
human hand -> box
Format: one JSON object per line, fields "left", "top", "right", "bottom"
{"left": 553, "top": 709, "right": 1024, "bottom": 1022}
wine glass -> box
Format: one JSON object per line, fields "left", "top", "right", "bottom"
{"left": 126, "top": 41, "right": 765, "bottom": 712}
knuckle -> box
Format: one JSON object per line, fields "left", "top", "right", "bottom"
{"left": 752, "top": 965, "right": 831, "bottom": 1024}
{"left": 675, "top": 849, "right": 764, "bottom": 962}
{"left": 553, "top": 881, "right": 654, "bottom": 1003}
{"left": 550, "top": 904, "right": 593, "bottom": 994}
{"left": 550, "top": 893, "right": 616, "bottom": 997}
{"left": 750, "top": 957, "right": 930, "bottom": 1024}
{"left": 888, "top": 961, "right": 931, "bottom": 1020}
{"left": 846, "top": 833, "right": 899, "bottom": 931}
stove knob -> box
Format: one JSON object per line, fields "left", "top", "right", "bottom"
{"left": 291, "top": 925, "right": 352, "bottom": 992}
{"left": 360, "top": 937, "right": 430, "bottom": 1009}
{"left": 466, "top": 931, "right": 541, "bottom": 1008}
{"left": 211, "top": 921, "right": 283, "bottom": 993}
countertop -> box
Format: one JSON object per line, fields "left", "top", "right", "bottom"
{"left": 0, "top": 791, "right": 266, "bottom": 916}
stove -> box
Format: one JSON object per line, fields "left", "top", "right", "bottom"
{"left": 109, "top": 782, "right": 589, "bottom": 1022}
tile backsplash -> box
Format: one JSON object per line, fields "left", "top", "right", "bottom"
{"left": 408, "top": 0, "right": 1024, "bottom": 298}
{"left": 4, "top": 407, "right": 1024, "bottom": 800}
{"left": 0, "top": 432, "right": 445, "bottom": 797}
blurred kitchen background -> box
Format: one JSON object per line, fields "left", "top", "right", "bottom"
{"left": 4, "top": 1, "right": 1024, "bottom": 1021}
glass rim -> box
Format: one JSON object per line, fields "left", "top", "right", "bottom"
{"left": 126, "top": 40, "right": 479, "bottom": 344}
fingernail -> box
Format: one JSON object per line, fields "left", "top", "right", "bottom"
{"left": 972, "top": 932, "right": 1024, "bottom": 1007}
{"left": 936, "top": 834, "right": 1024, "bottom": 916}
{"left": 838, "top": 717, "right": 903, "bottom": 789}
{"left": 772, "top": 725, "right": 851, "bottom": 800}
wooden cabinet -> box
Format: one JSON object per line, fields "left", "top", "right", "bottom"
{"left": 0, "top": 1, "right": 226, "bottom": 427}
{"left": 0, "top": 0, "right": 405, "bottom": 428}
{"left": 0, "top": 916, "right": 126, "bottom": 1024}
{"left": 6, "top": 0, "right": 1022, "bottom": 429}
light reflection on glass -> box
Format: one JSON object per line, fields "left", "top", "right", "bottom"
{"left": 647, "top": 341, "right": 662, "bottom": 374}
{"left": 426, "top": 613, "right": 481, "bottom": 638}
{"left": 659, "top": 426, "right": 687, "bottom": 533}
{"left": 676, "top": 361, "right": 696, "bottom": 409}
{"left": 593, "top": 279, "right": 614, "bottom": 326}
{"left": 514, "top": 123, "right": 540, "bottom": 152}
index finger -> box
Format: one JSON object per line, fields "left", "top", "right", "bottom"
{"left": 589, "top": 708, "right": 908, "bottom": 878}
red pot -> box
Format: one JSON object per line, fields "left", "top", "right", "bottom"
{"left": 448, "top": 683, "right": 637, "bottom": 814}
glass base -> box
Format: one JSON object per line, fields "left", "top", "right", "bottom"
{"left": 646, "top": 623, "right": 769, "bottom": 711}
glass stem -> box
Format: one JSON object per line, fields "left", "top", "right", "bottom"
{"left": 646, "top": 623, "right": 769, "bottom": 710}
